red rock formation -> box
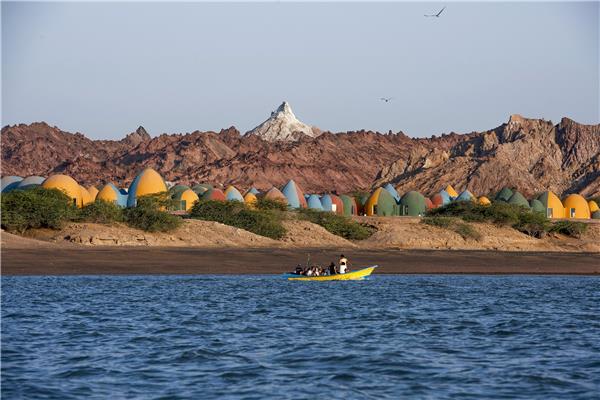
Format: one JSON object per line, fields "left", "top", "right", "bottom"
{"left": 2, "top": 115, "right": 599, "bottom": 197}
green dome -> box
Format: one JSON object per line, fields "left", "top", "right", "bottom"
{"left": 399, "top": 191, "right": 426, "bottom": 216}
{"left": 530, "top": 199, "right": 545, "bottom": 214}
{"left": 169, "top": 184, "right": 190, "bottom": 197}
{"left": 495, "top": 187, "right": 513, "bottom": 202}
{"left": 508, "top": 191, "right": 530, "bottom": 208}
{"left": 592, "top": 210, "right": 600, "bottom": 219}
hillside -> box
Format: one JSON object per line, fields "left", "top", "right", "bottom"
{"left": 1, "top": 111, "right": 599, "bottom": 197}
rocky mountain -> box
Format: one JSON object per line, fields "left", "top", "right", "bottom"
{"left": 1, "top": 113, "right": 599, "bottom": 197}
{"left": 246, "top": 102, "right": 321, "bottom": 142}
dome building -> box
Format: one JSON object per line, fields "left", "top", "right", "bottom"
{"left": 307, "top": 194, "right": 324, "bottom": 210}
{"left": 445, "top": 185, "right": 459, "bottom": 199}
{"left": 562, "top": 194, "right": 590, "bottom": 219}
{"left": 87, "top": 186, "right": 99, "bottom": 200}
{"left": 201, "top": 187, "right": 227, "bottom": 201}
{"left": 16, "top": 176, "right": 45, "bottom": 191}
{"left": 1, "top": 176, "right": 23, "bottom": 193}
{"left": 399, "top": 191, "right": 427, "bottom": 216}
{"left": 42, "top": 174, "right": 84, "bottom": 207}
{"left": 478, "top": 196, "right": 491, "bottom": 206}
{"left": 192, "top": 184, "right": 212, "bottom": 195}
{"left": 96, "top": 183, "right": 128, "bottom": 207}
{"left": 264, "top": 187, "right": 288, "bottom": 204}
{"left": 508, "top": 191, "right": 530, "bottom": 208}
{"left": 365, "top": 187, "right": 396, "bottom": 216}
{"left": 383, "top": 183, "right": 401, "bottom": 203}
{"left": 80, "top": 185, "right": 94, "bottom": 206}
{"left": 495, "top": 187, "right": 513, "bottom": 202}
{"left": 456, "top": 190, "right": 475, "bottom": 202}
{"left": 127, "top": 168, "right": 168, "bottom": 207}
{"left": 530, "top": 199, "right": 545, "bottom": 214}
{"left": 537, "top": 191, "right": 564, "bottom": 219}
{"left": 321, "top": 194, "right": 344, "bottom": 214}
{"left": 340, "top": 194, "right": 358, "bottom": 216}
{"left": 173, "top": 189, "right": 199, "bottom": 211}
{"left": 281, "top": 180, "right": 307, "bottom": 209}
{"left": 244, "top": 192, "right": 258, "bottom": 207}
{"left": 224, "top": 185, "right": 244, "bottom": 202}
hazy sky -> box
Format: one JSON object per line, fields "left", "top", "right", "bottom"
{"left": 2, "top": 1, "right": 598, "bottom": 139}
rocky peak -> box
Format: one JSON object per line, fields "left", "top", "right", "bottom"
{"left": 123, "top": 126, "right": 151, "bottom": 147}
{"left": 246, "top": 101, "right": 321, "bottom": 142}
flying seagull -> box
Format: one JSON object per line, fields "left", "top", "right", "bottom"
{"left": 425, "top": 6, "right": 446, "bottom": 17}
{"left": 380, "top": 97, "right": 393, "bottom": 103}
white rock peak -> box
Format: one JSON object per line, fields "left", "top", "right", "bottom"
{"left": 246, "top": 101, "right": 321, "bottom": 142}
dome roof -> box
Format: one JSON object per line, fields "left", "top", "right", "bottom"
{"left": 264, "top": 187, "right": 287, "bottom": 203}
{"left": 127, "top": 168, "right": 167, "bottom": 207}
{"left": 79, "top": 185, "right": 94, "bottom": 206}
{"left": 321, "top": 194, "right": 344, "bottom": 214}
{"left": 1, "top": 176, "right": 23, "bottom": 193}
{"left": 456, "top": 190, "right": 475, "bottom": 202}
{"left": 307, "top": 194, "right": 323, "bottom": 210}
{"left": 383, "top": 183, "right": 401, "bottom": 202}
{"left": 478, "top": 196, "right": 491, "bottom": 206}
{"left": 281, "top": 180, "right": 307, "bottom": 209}
{"left": 508, "top": 191, "right": 530, "bottom": 208}
{"left": 243, "top": 192, "right": 258, "bottom": 206}
{"left": 224, "top": 185, "right": 244, "bottom": 202}
{"left": 530, "top": 199, "right": 545, "bottom": 214}
{"left": 201, "top": 188, "right": 226, "bottom": 201}
{"left": 339, "top": 194, "right": 358, "bottom": 216}
{"left": 192, "top": 184, "right": 212, "bottom": 195}
{"left": 246, "top": 187, "right": 260, "bottom": 195}
{"left": 169, "top": 184, "right": 190, "bottom": 197}
{"left": 588, "top": 200, "right": 599, "bottom": 213}
{"left": 592, "top": 210, "right": 600, "bottom": 219}
{"left": 87, "top": 186, "right": 99, "bottom": 200}
{"left": 16, "top": 176, "right": 45, "bottom": 190}
{"left": 365, "top": 187, "right": 396, "bottom": 216}
{"left": 563, "top": 194, "right": 590, "bottom": 219}
{"left": 42, "top": 174, "right": 83, "bottom": 207}
{"left": 495, "top": 187, "right": 513, "bottom": 202}
{"left": 97, "top": 183, "right": 127, "bottom": 207}
{"left": 445, "top": 185, "right": 458, "bottom": 198}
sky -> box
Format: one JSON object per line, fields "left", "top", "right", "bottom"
{"left": 2, "top": 1, "right": 598, "bottom": 139}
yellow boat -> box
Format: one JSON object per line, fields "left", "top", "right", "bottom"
{"left": 284, "top": 266, "right": 378, "bottom": 281}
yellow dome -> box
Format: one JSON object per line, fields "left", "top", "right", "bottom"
{"left": 128, "top": 168, "right": 167, "bottom": 207}
{"left": 365, "top": 188, "right": 382, "bottom": 216}
{"left": 478, "top": 196, "right": 491, "bottom": 206}
{"left": 42, "top": 174, "right": 83, "bottom": 207}
{"left": 79, "top": 185, "right": 93, "bottom": 206}
{"left": 588, "top": 200, "right": 599, "bottom": 213}
{"left": 445, "top": 185, "right": 458, "bottom": 198}
{"left": 244, "top": 192, "right": 258, "bottom": 207}
{"left": 87, "top": 186, "right": 99, "bottom": 200}
{"left": 563, "top": 194, "right": 590, "bottom": 219}
{"left": 538, "top": 191, "right": 564, "bottom": 219}
{"left": 97, "top": 184, "right": 119, "bottom": 203}
{"left": 179, "top": 189, "right": 199, "bottom": 211}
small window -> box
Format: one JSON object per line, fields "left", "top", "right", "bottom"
{"left": 570, "top": 208, "right": 576, "bottom": 218}
{"left": 182, "top": 200, "right": 187, "bottom": 211}
{"left": 373, "top": 205, "right": 378, "bottom": 215}
{"left": 547, "top": 208, "right": 552, "bottom": 218}
{"left": 332, "top": 204, "right": 337, "bottom": 212}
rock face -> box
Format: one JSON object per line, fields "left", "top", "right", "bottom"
{"left": 1, "top": 115, "right": 599, "bottom": 196}
{"left": 246, "top": 102, "right": 321, "bottom": 142}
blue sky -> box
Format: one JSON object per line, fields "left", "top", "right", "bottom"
{"left": 2, "top": 1, "right": 598, "bottom": 139}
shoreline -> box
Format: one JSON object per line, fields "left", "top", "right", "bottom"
{"left": 2, "top": 247, "right": 599, "bottom": 276}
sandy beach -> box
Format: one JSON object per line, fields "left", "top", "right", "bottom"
{"left": 3, "top": 247, "right": 599, "bottom": 275}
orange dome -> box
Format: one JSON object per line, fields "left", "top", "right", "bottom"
{"left": 42, "top": 174, "right": 83, "bottom": 207}
{"left": 563, "top": 194, "right": 590, "bottom": 219}
{"left": 87, "top": 186, "right": 99, "bottom": 200}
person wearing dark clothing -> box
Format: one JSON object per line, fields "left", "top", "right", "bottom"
{"left": 328, "top": 262, "right": 337, "bottom": 275}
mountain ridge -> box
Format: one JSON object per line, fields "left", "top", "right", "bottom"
{"left": 2, "top": 115, "right": 599, "bottom": 197}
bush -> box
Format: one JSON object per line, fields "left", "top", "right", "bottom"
{"left": 422, "top": 216, "right": 481, "bottom": 240}
{"left": 77, "top": 200, "right": 123, "bottom": 224}
{"left": 297, "top": 209, "right": 375, "bottom": 240}
{"left": 190, "top": 200, "right": 286, "bottom": 239}
{"left": 255, "top": 197, "right": 288, "bottom": 211}
{"left": 124, "top": 194, "right": 182, "bottom": 232}
{"left": 1, "top": 187, "right": 78, "bottom": 233}
{"left": 550, "top": 221, "right": 588, "bottom": 238}
{"left": 512, "top": 211, "right": 551, "bottom": 238}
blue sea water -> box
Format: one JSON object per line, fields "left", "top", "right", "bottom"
{"left": 2, "top": 275, "right": 600, "bottom": 399}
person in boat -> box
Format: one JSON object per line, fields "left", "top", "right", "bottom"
{"left": 339, "top": 254, "right": 349, "bottom": 274}
{"left": 294, "top": 265, "right": 304, "bottom": 275}
{"left": 328, "top": 262, "right": 337, "bottom": 275}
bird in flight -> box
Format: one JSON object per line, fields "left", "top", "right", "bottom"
{"left": 380, "top": 97, "right": 393, "bottom": 103}
{"left": 425, "top": 6, "right": 446, "bottom": 17}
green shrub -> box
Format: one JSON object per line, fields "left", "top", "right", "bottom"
{"left": 124, "top": 194, "right": 182, "bottom": 232}
{"left": 297, "top": 208, "right": 375, "bottom": 240}
{"left": 77, "top": 200, "right": 123, "bottom": 224}
{"left": 512, "top": 211, "right": 551, "bottom": 238}
{"left": 422, "top": 216, "right": 453, "bottom": 228}
{"left": 190, "top": 200, "right": 286, "bottom": 239}
{"left": 0, "top": 187, "right": 77, "bottom": 233}
{"left": 550, "top": 221, "right": 588, "bottom": 238}
{"left": 422, "top": 216, "right": 481, "bottom": 240}
{"left": 454, "top": 222, "right": 482, "bottom": 241}
{"left": 255, "top": 197, "right": 288, "bottom": 211}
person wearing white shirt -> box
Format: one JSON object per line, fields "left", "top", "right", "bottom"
{"left": 339, "top": 254, "right": 348, "bottom": 274}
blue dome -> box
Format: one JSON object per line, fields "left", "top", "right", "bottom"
{"left": 307, "top": 194, "right": 323, "bottom": 210}
{"left": 383, "top": 183, "right": 401, "bottom": 202}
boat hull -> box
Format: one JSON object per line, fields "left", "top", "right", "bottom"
{"left": 284, "top": 266, "right": 377, "bottom": 281}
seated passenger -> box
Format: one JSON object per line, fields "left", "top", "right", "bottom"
{"left": 328, "top": 262, "right": 336, "bottom": 275}
{"left": 294, "top": 265, "right": 303, "bottom": 275}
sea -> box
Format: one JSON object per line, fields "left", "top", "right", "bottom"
{"left": 2, "top": 275, "right": 599, "bottom": 399}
